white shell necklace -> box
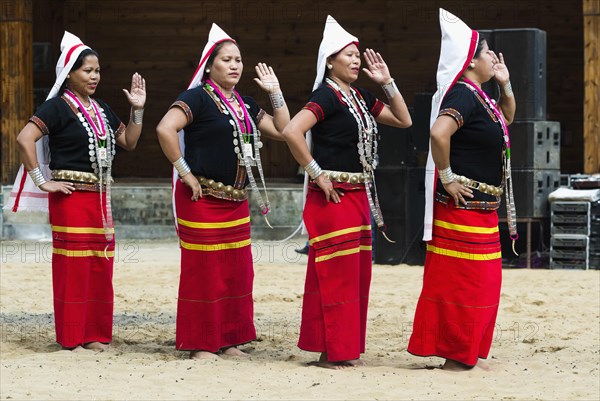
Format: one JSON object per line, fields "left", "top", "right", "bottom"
{"left": 204, "top": 80, "right": 272, "bottom": 219}
{"left": 325, "top": 78, "right": 389, "bottom": 236}
{"left": 325, "top": 78, "right": 378, "bottom": 171}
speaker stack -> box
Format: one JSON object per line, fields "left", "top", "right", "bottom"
{"left": 482, "top": 28, "right": 559, "bottom": 261}
{"left": 482, "top": 29, "right": 560, "bottom": 221}
{"left": 374, "top": 120, "right": 426, "bottom": 266}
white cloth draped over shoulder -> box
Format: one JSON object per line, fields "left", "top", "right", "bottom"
{"left": 4, "top": 31, "right": 91, "bottom": 213}
{"left": 423, "top": 9, "right": 479, "bottom": 240}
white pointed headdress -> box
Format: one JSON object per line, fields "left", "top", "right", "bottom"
{"left": 312, "top": 15, "right": 359, "bottom": 91}
{"left": 47, "top": 31, "right": 91, "bottom": 100}
{"left": 423, "top": 9, "right": 479, "bottom": 240}
{"left": 187, "top": 23, "right": 236, "bottom": 90}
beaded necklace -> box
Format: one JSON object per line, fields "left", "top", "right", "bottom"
{"left": 204, "top": 79, "right": 271, "bottom": 218}
{"left": 458, "top": 78, "right": 518, "bottom": 251}
{"left": 325, "top": 78, "right": 390, "bottom": 239}
{"left": 63, "top": 89, "right": 115, "bottom": 243}
{"left": 325, "top": 78, "right": 378, "bottom": 171}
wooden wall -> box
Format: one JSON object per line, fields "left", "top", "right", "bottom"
{"left": 584, "top": 0, "right": 599, "bottom": 174}
{"left": 1, "top": 0, "right": 33, "bottom": 183}
{"left": 26, "top": 0, "right": 584, "bottom": 180}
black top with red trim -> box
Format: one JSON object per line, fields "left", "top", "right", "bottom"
{"left": 303, "top": 84, "right": 384, "bottom": 173}
{"left": 437, "top": 83, "right": 504, "bottom": 202}
{"left": 172, "top": 86, "right": 264, "bottom": 186}
{"left": 29, "top": 96, "right": 124, "bottom": 173}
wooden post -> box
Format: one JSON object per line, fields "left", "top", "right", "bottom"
{"left": 0, "top": 0, "right": 33, "bottom": 184}
{"left": 584, "top": 0, "right": 600, "bottom": 174}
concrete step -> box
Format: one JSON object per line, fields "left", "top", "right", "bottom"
{"left": 1, "top": 182, "right": 304, "bottom": 241}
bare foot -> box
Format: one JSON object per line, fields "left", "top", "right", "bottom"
{"left": 65, "top": 345, "right": 86, "bottom": 352}
{"left": 83, "top": 342, "right": 109, "bottom": 351}
{"left": 221, "top": 346, "right": 249, "bottom": 358}
{"left": 475, "top": 359, "right": 491, "bottom": 371}
{"left": 190, "top": 351, "right": 220, "bottom": 360}
{"left": 441, "top": 359, "right": 474, "bottom": 371}
{"left": 347, "top": 358, "right": 366, "bottom": 366}
{"left": 316, "top": 353, "right": 354, "bottom": 370}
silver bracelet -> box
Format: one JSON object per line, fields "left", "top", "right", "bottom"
{"left": 173, "top": 157, "right": 191, "bottom": 177}
{"left": 131, "top": 108, "right": 144, "bottom": 125}
{"left": 268, "top": 92, "right": 284, "bottom": 109}
{"left": 381, "top": 79, "right": 399, "bottom": 99}
{"left": 304, "top": 159, "right": 323, "bottom": 180}
{"left": 438, "top": 166, "right": 456, "bottom": 184}
{"left": 28, "top": 166, "right": 47, "bottom": 187}
{"left": 502, "top": 81, "right": 513, "bottom": 97}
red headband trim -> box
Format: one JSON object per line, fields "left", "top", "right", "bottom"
{"left": 64, "top": 43, "right": 85, "bottom": 66}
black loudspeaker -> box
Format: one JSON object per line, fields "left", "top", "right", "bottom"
{"left": 509, "top": 121, "right": 561, "bottom": 169}
{"left": 478, "top": 29, "right": 495, "bottom": 46}
{"left": 493, "top": 28, "right": 547, "bottom": 121}
{"left": 479, "top": 30, "right": 497, "bottom": 97}
{"left": 498, "top": 169, "right": 560, "bottom": 218}
{"left": 374, "top": 166, "right": 426, "bottom": 265}
{"left": 499, "top": 218, "right": 550, "bottom": 268}
{"left": 377, "top": 116, "right": 416, "bottom": 168}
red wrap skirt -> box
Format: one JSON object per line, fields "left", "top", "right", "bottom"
{"left": 48, "top": 191, "right": 114, "bottom": 348}
{"left": 298, "top": 184, "right": 372, "bottom": 362}
{"left": 174, "top": 180, "right": 256, "bottom": 352}
{"left": 408, "top": 201, "right": 502, "bottom": 366}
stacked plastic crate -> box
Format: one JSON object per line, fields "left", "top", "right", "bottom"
{"left": 550, "top": 200, "right": 600, "bottom": 269}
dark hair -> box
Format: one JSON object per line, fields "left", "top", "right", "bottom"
{"left": 59, "top": 48, "right": 100, "bottom": 95}
{"left": 203, "top": 40, "right": 239, "bottom": 81}
{"left": 474, "top": 33, "right": 487, "bottom": 58}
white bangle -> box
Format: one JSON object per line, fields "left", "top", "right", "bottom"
{"left": 268, "top": 92, "right": 284, "bottom": 109}
{"left": 502, "top": 81, "right": 514, "bottom": 97}
{"left": 304, "top": 159, "right": 323, "bottom": 180}
{"left": 381, "top": 79, "right": 399, "bottom": 99}
{"left": 28, "top": 166, "right": 47, "bottom": 187}
{"left": 131, "top": 108, "right": 144, "bottom": 125}
{"left": 173, "top": 157, "right": 191, "bottom": 177}
{"left": 438, "top": 166, "right": 456, "bottom": 184}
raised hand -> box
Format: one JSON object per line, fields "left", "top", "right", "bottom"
{"left": 362, "top": 48, "right": 392, "bottom": 85}
{"left": 491, "top": 51, "right": 510, "bottom": 85}
{"left": 253, "top": 63, "right": 280, "bottom": 94}
{"left": 122, "top": 72, "right": 146, "bottom": 109}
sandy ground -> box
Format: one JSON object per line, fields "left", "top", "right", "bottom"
{"left": 1, "top": 239, "right": 599, "bottom": 400}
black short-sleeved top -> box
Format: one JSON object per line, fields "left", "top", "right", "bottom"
{"left": 437, "top": 82, "right": 504, "bottom": 202}
{"left": 303, "top": 84, "right": 385, "bottom": 173}
{"left": 171, "top": 87, "right": 264, "bottom": 186}
{"left": 29, "top": 95, "right": 125, "bottom": 172}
